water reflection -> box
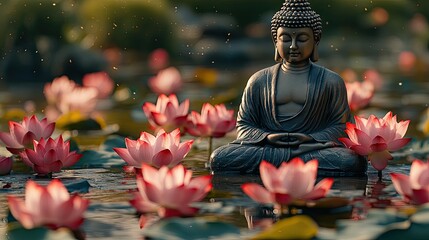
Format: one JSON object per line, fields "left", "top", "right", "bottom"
{"left": 243, "top": 205, "right": 276, "bottom": 230}
{"left": 224, "top": 174, "right": 368, "bottom": 230}
{"left": 0, "top": 137, "right": 414, "bottom": 239}
{"left": 208, "top": 154, "right": 413, "bottom": 234}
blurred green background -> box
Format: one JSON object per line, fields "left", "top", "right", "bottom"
{"left": 0, "top": 0, "right": 428, "bottom": 84}
{"left": 1, "top": 0, "right": 429, "bottom": 139}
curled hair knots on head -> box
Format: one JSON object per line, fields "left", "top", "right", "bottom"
{"left": 271, "top": 0, "right": 322, "bottom": 43}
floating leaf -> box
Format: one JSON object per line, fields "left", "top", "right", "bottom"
{"left": 100, "top": 135, "right": 126, "bottom": 152}
{"left": 56, "top": 111, "right": 101, "bottom": 130}
{"left": 68, "top": 138, "right": 80, "bottom": 152}
{"left": 141, "top": 217, "right": 241, "bottom": 240}
{"left": 64, "top": 179, "right": 91, "bottom": 194}
{"left": 72, "top": 149, "right": 124, "bottom": 169}
{"left": 7, "top": 225, "right": 76, "bottom": 240}
{"left": 410, "top": 203, "right": 429, "bottom": 224}
{"left": 252, "top": 215, "right": 318, "bottom": 240}
{"left": 377, "top": 224, "right": 426, "bottom": 240}
{"left": 327, "top": 209, "right": 409, "bottom": 240}
{"left": 63, "top": 118, "right": 102, "bottom": 131}
{"left": 375, "top": 204, "right": 429, "bottom": 240}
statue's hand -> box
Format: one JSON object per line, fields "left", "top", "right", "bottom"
{"left": 288, "top": 133, "right": 313, "bottom": 144}
{"left": 266, "top": 133, "right": 291, "bottom": 146}
{"left": 267, "top": 133, "right": 314, "bottom": 146}
{"left": 291, "top": 141, "right": 337, "bottom": 156}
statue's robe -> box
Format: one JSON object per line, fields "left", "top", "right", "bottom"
{"left": 210, "top": 63, "right": 367, "bottom": 176}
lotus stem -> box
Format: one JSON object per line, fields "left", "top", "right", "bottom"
{"left": 208, "top": 136, "right": 213, "bottom": 162}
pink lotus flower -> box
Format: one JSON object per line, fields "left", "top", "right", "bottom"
{"left": 409, "top": 13, "right": 428, "bottom": 35}
{"left": 129, "top": 164, "right": 212, "bottom": 222}
{"left": 390, "top": 159, "right": 429, "bottom": 205}
{"left": 339, "top": 112, "right": 411, "bottom": 171}
{"left": 142, "top": 94, "right": 189, "bottom": 132}
{"left": 363, "top": 69, "right": 383, "bottom": 90}
{"left": 0, "top": 156, "right": 13, "bottom": 175}
{"left": 242, "top": 159, "right": 333, "bottom": 206}
{"left": 44, "top": 75, "right": 102, "bottom": 122}
{"left": 0, "top": 115, "right": 55, "bottom": 154}
{"left": 7, "top": 179, "right": 89, "bottom": 230}
{"left": 44, "top": 76, "right": 77, "bottom": 104}
{"left": 148, "top": 48, "right": 170, "bottom": 72}
{"left": 341, "top": 68, "right": 359, "bottom": 83}
{"left": 57, "top": 87, "right": 98, "bottom": 115}
{"left": 398, "top": 51, "right": 416, "bottom": 73}
{"left": 44, "top": 105, "right": 63, "bottom": 123}
{"left": 82, "top": 71, "right": 115, "bottom": 99}
{"left": 19, "top": 136, "right": 82, "bottom": 175}
{"left": 148, "top": 67, "right": 182, "bottom": 95}
{"left": 370, "top": 7, "right": 389, "bottom": 26}
{"left": 185, "top": 103, "right": 236, "bottom": 138}
{"left": 113, "top": 129, "right": 193, "bottom": 169}
{"left": 345, "top": 80, "right": 375, "bottom": 112}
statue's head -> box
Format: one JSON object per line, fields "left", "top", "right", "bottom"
{"left": 271, "top": 0, "right": 322, "bottom": 62}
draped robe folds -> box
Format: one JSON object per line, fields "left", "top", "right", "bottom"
{"left": 210, "top": 62, "right": 367, "bottom": 176}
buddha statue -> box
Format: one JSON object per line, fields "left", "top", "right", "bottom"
{"left": 210, "top": 0, "right": 367, "bottom": 176}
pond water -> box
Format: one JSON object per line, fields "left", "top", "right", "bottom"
{"left": 0, "top": 144, "right": 413, "bottom": 239}
{"left": 0, "top": 60, "right": 427, "bottom": 239}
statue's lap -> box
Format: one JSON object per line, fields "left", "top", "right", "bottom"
{"left": 210, "top": 143, "right": 367, "bottom": 177}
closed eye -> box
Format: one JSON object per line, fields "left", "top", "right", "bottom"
{"left": 278, "top": 34, "right": 291, "bottom": 42}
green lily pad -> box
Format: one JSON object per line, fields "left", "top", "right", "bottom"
{"left": 72, "top": 149, "right": 124, "bottom": 169}
{"left": 411, "top": 203, "right": 429, "bottom": 224}
{"left": 61, "top": 118, "right": 102, "bottom": 131}
{"left": 317, "top": 209, "right": 409, "bottom": 240}
{"left": 252, "top": 215, "right": 318, "bottom": 240}
{"left": 99, "top": 135, "right": 126, "bottom": 152}
{"left": 7, "top": 224, "right": 77, "bottom": 240}
{"left": 64, "top": 179, "right": 91, "bottom": 193}
{"left": 68, "top": 138, "right": 80, "bottom": 152}
{"left": 377, "top": 224, "right": 427, "bottom": 240}
{"left": 141, "top": 217, "right": 241, "bottom": 240}
{"left": 377, "top": 205, "right": 429, "bottom": 240}
{"left": 377, "top": 203, "right": 429, "bottom": 240}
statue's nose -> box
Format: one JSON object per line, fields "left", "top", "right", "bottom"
{"left": 290, "top": 39, "right": 298, "bottom": 49}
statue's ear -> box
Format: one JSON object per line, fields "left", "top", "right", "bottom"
{"left": 311, "top": 41, "right": 320, "bottom": 62}
{"left": 274, "top": 47, "right": 281, "bottom": 62}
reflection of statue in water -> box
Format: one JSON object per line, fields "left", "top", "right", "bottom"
{"left": 210, "top": 0, "right": 367, "bottom": 176}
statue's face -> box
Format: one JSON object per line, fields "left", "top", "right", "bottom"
{"left": 276, "top": 27, "right": 315, "bottom": 66}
